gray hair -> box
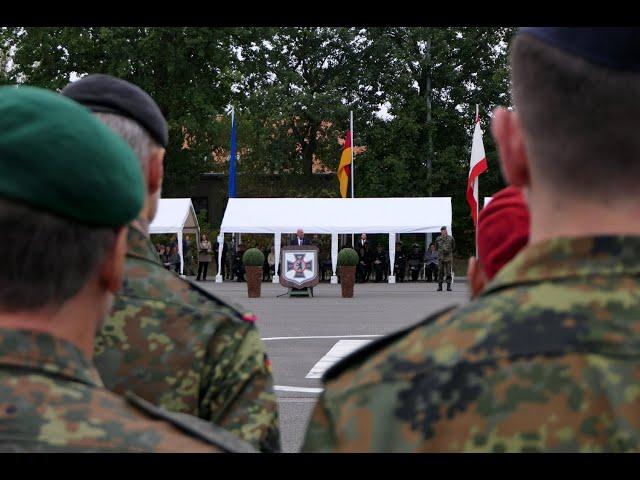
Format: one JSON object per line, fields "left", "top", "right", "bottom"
{"left": 94, "top": 112, "right": 158, "bottom": 167}
{"left": 0, "top": 197, "right": 116, "bottom": 312}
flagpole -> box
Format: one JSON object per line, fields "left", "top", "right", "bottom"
{"left": 475, "top": 104, "right": 479, "bottom": 258}
{"left": 350, "top": 111, "right": 354, "bottom": 247}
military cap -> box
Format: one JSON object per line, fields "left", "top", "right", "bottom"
{"left": 519, "top": 27, "right": 640, "bottom": 73}
{"left": 0, "top": 86, "right": 144, "bottom": 227}
{"left": 61, "top": 74, "right": 168, "bottom": 148}
{"left": 477, "top": 186, "right": 530, "bottom": 280}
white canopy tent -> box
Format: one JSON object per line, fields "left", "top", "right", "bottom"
{"left": 149, "top": 198, "right": 200, "bottom": 275}
{"left": 216, "top": 197, "right": 452, "bottom": 284}
{"left": 484, "top": 197, "right": 493, "bottom": 207}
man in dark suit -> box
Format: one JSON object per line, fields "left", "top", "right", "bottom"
{"left": 356, "top": 233, "right": 368, "bottom": 251}
{"left": 291, "top": 228, "right": 310, "bottom": 246}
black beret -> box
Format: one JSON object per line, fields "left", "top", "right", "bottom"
{"left": 61, "top": 74, "right": 168, "bottom": 148}
{"left": 0, "top": 86, "right": 144, "bottom": 227}
{"left": 519, "top": 27, "right": 640, "bottom": 73}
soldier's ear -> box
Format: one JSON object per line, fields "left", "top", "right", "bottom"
{"left": 491, "top": 108, "right": 530, "bottom": 189}
{"left": 147, "top": 147, "right": 165, "bottom": 195}
{"left": 98, "top": 227, "right": 129, "bottom": 294}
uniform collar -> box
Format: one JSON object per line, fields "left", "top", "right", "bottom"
{"left": 127, "top": 223, "right": 161, "bottom": 264}
{"left": 484, "top": 235, "right": 640, "bottom": 295}
{"left": 0, "top": 328, "right": 103, "bottom": 388}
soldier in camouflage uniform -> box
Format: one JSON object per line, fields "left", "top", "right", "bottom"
{"left": 302, "top": 28, "right": 640, "bottom": 452}
{"left": 62, "top": 74, "right": 280, "bottom": 452}
{"left": 436, "top": 226, "right": 455, "bottom": 291}
{"left": 0, "top": 86, "right": 253, "bottom": 453}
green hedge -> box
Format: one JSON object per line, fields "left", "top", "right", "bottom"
{"left": 337, "top": 248, "right": 359, "bottom": 266}
{"left": 242, "top": 248, "right": 265, "bottom": 266}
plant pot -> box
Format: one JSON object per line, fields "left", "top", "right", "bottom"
{"left": 339, "top": 266, "right": 356, "bottom": 298}
{"left": 245, "top": 266, "right": 263, "bottom": 298}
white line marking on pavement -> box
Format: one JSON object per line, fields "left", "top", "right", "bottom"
{"left": 262, "top": 335, "right": 382, "bottom": 341}
{"left": 305, "top": 339, "right": 372, "bottom": 379}
{"left": 274, "top": 385, "right": 324, "bottom": 393}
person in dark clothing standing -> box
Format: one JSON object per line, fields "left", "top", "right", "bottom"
{"left": 196, "top": 233, "right": 213, "bottom": 281}
{"left": 291, "top": 229, "right": 310, "bottom": 246}
{"left": 357, "top": 245, "right": 371, "bottom": 283}
{"left": 233, "top": 244, "right": 246, "bottom": 282}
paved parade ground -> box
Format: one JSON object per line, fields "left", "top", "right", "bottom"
{"left": 196, "top": 279, "right": 470, "bottom": 452}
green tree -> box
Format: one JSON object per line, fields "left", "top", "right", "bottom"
{"left": 232, "top": 27, "right": 382, "bottom": 177}
{"left": 356, "top": 27, "right": 515, "bottom": 255}
{"left": 1, "top": 27, "right": 237, "bottom": 192}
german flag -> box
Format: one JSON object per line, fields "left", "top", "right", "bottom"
{"left": 337, "top": 130, "right": 352, "bottom": 198}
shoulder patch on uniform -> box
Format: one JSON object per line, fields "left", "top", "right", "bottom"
{"left": 322, "top": 304, "right": 459, "bottom": 382}
{"left": 124, "top": 392, "right": 256, "bottom": 453}
{"left": 241, "top": 312, "right": 258, "bottom": 323}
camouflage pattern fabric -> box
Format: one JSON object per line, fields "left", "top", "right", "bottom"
{"left": 0, "top": 328, "right": 256, "bottom": 452}
{"left": 94, "top": 226, "right": 280, "bottom": 452}
{"left": 303, "top": 236, "right": 640, "bottom": 452}
{"left": 437, "top": 259, "right": 453, "bottom": 284}
{"left": 436, "top": 234, "right": 455, "bottom": 261}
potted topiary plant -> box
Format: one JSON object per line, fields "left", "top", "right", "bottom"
{"left": 337, "top": 247, "right": 359, "bottom": 298}
{"left": 243, "top": 248, "right": 265, "bottom": 298}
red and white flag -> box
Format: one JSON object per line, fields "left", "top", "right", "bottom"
{"left": 466, "top": 111, "right": 488, "bottom": 226}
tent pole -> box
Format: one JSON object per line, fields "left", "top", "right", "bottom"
{"left": 331, "top": 233, "right": 338, "bottom": 284}
{"left": 388, "top": 233, "right": 396, "bottom": 283}
{"left": 178, "top": 230, "right": 184, "bottom": 277}
{"left": 215, "top": 233, "right": 224, "bottom": 283}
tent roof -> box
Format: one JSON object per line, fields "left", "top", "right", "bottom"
{"left": 149, "top": 198, "right": 200, "bottom": 235}
{"left": 220, "top": 197, "right": 452, "bottom": 234}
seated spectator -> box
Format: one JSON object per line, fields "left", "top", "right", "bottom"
{"left": 394, "top": 242, "right": 407, "bottom": 282}
{"left": 424, "top": 243, "right": 438, "bottom": 282}
{"left": 158, "top": 244, "right": 170, "bottom": 269}
{"left": 167, "top": 245, "right": 181, "bottom": 274}
{"left": 372, "top": 244, "right": 388, "bottom": 283}
{"left": 407, "top": 244, "right": 422, "bottom": 282}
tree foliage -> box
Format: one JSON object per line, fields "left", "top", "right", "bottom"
{"left": 2, "top": 26, "right": 516, "bottom": 256}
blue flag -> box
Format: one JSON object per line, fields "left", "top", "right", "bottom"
{"left": 228, "top": 109, "right": 237, "bottom": 198}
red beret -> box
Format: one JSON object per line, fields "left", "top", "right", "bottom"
{"left": 477, "top": 186, "right": 530, "bottom": 280}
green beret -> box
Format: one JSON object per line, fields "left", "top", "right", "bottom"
{"left": 0, "top": 86, "right": 144, "bottom": 227}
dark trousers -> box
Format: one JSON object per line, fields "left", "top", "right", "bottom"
{"left": 373, "top": 263, "right": 385, "bottom": 282}
{"left": 437, "top": 259, "right": 452, "bottom": 284}
{"left": 357, "top": 264, "right": 369, "bottom": 283}
{"left": 395, "top": 263, "right": 406, "bottom": 282}
{"left": 197, "top": 262, "right": 209, "bottom": 280}
{"left": 425, "top": 263, "right": 437, "bottom": 282}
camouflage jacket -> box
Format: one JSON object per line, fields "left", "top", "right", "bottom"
{"left": 94, "top": 226, "right": 280, "bottom": 452}
{"left": 0, "top": 329, "right": 255, "bottom": 452}
{"left": 435, "top": 234, "right": 455, "bottom": 261}
{"left": 303, "top": 236, "right": 640, "bottom": 452}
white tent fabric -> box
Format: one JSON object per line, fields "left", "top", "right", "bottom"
{"left": 149, "top": 198, "right": 200, "bottom": 275}
{"left": 484, "top": 197, "right": 493, "bottom": 207}
{"left": 219, "top": 197, "right": 451, "bottom": 234}
{"left": 216, "top": 197, "right": 452, "bottom": 283}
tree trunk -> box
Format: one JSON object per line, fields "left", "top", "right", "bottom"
{"left": 425, "top": 37, "right": 433, "bottom": 197}
{"left": 302, "top": 124, "right": 318, "bottom": 177}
